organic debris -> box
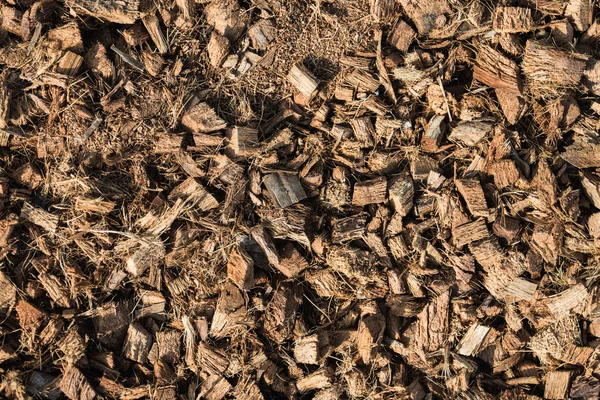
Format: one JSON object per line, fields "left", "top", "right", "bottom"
{"left": 2, "top": 0, "right": 600, "bottom": 399}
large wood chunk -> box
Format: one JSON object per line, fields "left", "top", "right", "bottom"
{"left": 398, "top": 0, "right": 451, "bottom": 36}
{"left": 207, "top": 31, "right": 230, "bottom": 67}
{"left": 457, "top": 323, "right": 492, "bottom": 356}
{"left": 544, "top": 371, "right": 572, "bottom": 400}
{"left": 196, "top": 342, "right": 229, "bottom": 375}
{"left": 262, "top": 283, "right": 301, "bottom": 343}
{"left": 65, "top": 0, "right": 142, "bottom": 24}
{"left": 455, "top": 179, "right": 488, "bottom": 218}
{"left": 492, "top": 7, "right": 534, "bottom": 33}
{"left": 287, "top": 63, "right": 320, "bottom": 103}
{"left": 204, "top": 0, "right": 248, "bottom": 42}
{"left": 388, "top": 19, "right": 416, "bottom": 53}
{"left": 263, "top": 172, "right": 307, "bottom": 208}
{"left": 448, "top": 120, "right": 494, "bottom": 147}
{"left": 352, "top": 176, "right": 387, "bottom": 206}
{"left": 123, "top": 323, "right": 153, "bottom": 364}
{"left": 453, "top": 219, "right": 489, "bottom": 248}
{"left": 388, "top": 173, "right": 413, "bottom": 216}
{"left": 21, "top": 202, "right": 58, "bottom": 234}
{"left": 93, "top": 302, "right": 130, "bottom": 350}
{"left": 126, "top": 241, "right": 165, "bottom": 277}
{"left": 522, "top": 40, "right": 588, "bottom": 95}
{"left": 59, "top": 366, "right": 96, "bottom": 400}
{"left": 181, "top": 102, "right": 227, "bottom": 134}
{"left": 47, "top": 22, "right": 83, "bottom": 53}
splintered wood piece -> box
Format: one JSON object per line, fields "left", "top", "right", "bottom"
{"left": 294, "top": 333, "right": 328, "bottom": 365}
{"left": 346, "top": 69, "right": 380, "bottom": 93}
{"left": 123, "top": 323, "right": 153, "bottom": 364}
{"left": 543, "top": 283, "right": 587, "bottom": 319}
{"left": 493, "top": 215, "right": 521, "bottom": 243}
{"left": 411, "top": 155, "right": 440, "bottom": 182}
{"left": 388, "top": 19, "right": 416, "bottom": 53}
{"left": 199, "top": 375, "right": 231, "bottom": 400}
{"left": 296, "top": 369, "right": 333, "bottom": 392}
{"left": 531, "top": 223, "right": 563, "bottom": 266}
{"left": 405, "top": 291, "right": 450, "bottom": 352}
{"left": 154, "top": 132, "right": 183, "bottom": 154}
{"left": 544, "top": 371, "right": 571, "bottom": 400}
{"left": 12, "top": 162, "right": 43, "bottom": 189}
{"left": 588, "top": 212, "right": 600, "bottom": 238}
{"left": 66, "top": 0, "right": 141, "bottom": 24}
{"left": 560, "top": 136, "right": 600, "bottom": 168}
{"left": 287, "top": 63, "right": 320, "bottom": 100}
{"left": 0, "top": 213, "right": 18, "bottom": 247}
{"left": 38, "top": 273, "right": 71, "bottom": 308}
{"left": 248, "top": 19, "right": 276, "bottom": 50}
{"left": 204, "top": 0, "right": 248, "bottom": 42}
{"left": 208, "top": 31, "right": 230, "bottom": 67}
{"left": 492, "top": 7, "right": 534, "bottom": 33}
{"left": 262, "top": 283, "right": 301, "bottom": 343}
{"left": 196, "top": 342, "right": 229, "bottom": 375}
{"left": 56, "top": 51, "right": 83, "bottom": 76}
{"left": 560, "top": 343, "right": 594, "bottom": 365}
{"left": 182, "top": 102, "right": 227, "bottom": 133}
{"left": 250, "top": 225, "right": 280, "bottom": 266}
{"left": 453, "top": 219, "right": 488, "bottom": 248}
{"left": 226, "top": 126, "right": 258, "bottom": 159}
{"left": 263, "top": 172, "right": 307, "bottom": 208}
{"left": 93, "top": 302, "right": 130, "bottom": 349}
{"left": 278, "top": 243, "right": 309, "bottom": 277}
{"left": 21, "top": 202, "right": 58, "bottom": 233}
{"left": 388, "top": 173, "right": 413, "bottom": 216}
{"left": 581, "top": 172, "right": 600, "bottom": 208}
{"left": 168, "top": 177, "right": 219, "bottom": 210}
{"left": 331, "top": 213, "right": 367, "bottom": 243}
{"left": 565, "top": 0, "right": 593, "bottom": 31}
{"left": 0, "top": 269, "right": 16, "bottom": 315}
{"left": 522, "top": 40, "right": 588, "bottom": 95}
{"left": 142, "top": 11, "right": 168, "bottom": 54}
{"left": 448, "top": 120, "right": 494, "bottom": 147}
{"left": 126, "top": 242, "right": 165, "bottom": 277}
{"left": 398, "top": 0, "right": 451, "bottom": 35}
{"left": 227, "top": 247, "right": 254, "bottom": 290}
{"left": 474, "top": 44, "right": 522, "bottom": 96}
{"left": 457, "top": 323, "right": 491, "bottom": 356}
{"left": 421, "top": 115, "right": 445, "bottom": 152}
{"left": 85, "top": 42, "right": 115, "bottom": 82}
{"left": 350, "top": 117, "right": 375, "bottom": 147}
{"left": 357, "top": 313, "right": 385, "bottom": 364}
{"left": 2, "top": 7, "right": 24, "bottom": 37}
{"left": 352, "top": 176, "right": 387, "bottom": 206}
{"left": 59, "top": 366, "right": 97, "bottom": 400}
{"left": 455, "top": 179, "right": 488, "bottom": 217}
{"left": 47, "top": 22, "right": 83, "bottom": 53}
{"left": 370, "top": 0, "right": 394, "bottom": 20}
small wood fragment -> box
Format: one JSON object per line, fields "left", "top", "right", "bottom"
{"left": 448, "top": 120, "right": 494, "bottom": 147}
{"left": 227, "top": 247, "right": 254, "bottom": 290}
{"left": 457, "top": 323, "right": 491, "bottom": 356}
{"left": 248, "top": 19, "right": 276, "bottom": 51}
{"left": 142, "top": 11, "right": 168, "bottom": 54}
{"left": 47, "top": 22, "right": 83, "bottom": 53}
{"left": 126, "top": 241, "right": 165, "bottom": 277}
{"left": 263, "top": 172, "right": 307, "bottom": 208}
{"left": 287, "top": 63, "right": 320, "bottom": 102}
{"left": 181, "top": 102, "right": 227, "bottom": 134}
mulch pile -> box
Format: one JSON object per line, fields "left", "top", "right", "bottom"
{"left": 2, "top": 0, "right": 600, "bottom": 399}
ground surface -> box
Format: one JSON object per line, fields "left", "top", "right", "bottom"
{"left": 2, "top": 0, "right": 600, "bottom": 399}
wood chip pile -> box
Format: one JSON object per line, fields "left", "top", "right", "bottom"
{"left": 2, "top": 0, "right": 600, "bottom": 399}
